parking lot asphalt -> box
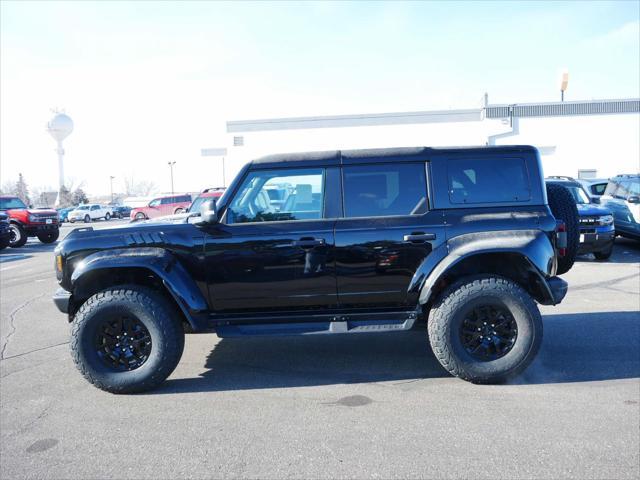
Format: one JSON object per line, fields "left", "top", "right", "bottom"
{"left": 1, "top": 220, "right": 639, "bottom": 479}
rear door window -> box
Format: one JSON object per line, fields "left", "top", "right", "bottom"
{"left": 447, "top": 157, "right": 530, "bottom": 204}
{"left": 342, "top": 163, "right": 428, "bottom": 218}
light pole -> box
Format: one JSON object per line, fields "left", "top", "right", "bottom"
{"left": 559, "top": 69, "right": 569, "bottom": 102}
{"left": 109, "top": 176, "right": 115, "bottom": 204}
{"left": 168, "top": 161, "right": 176, "bottom": 194}
{"left": 200, "top": 148, "right": 228, "bottom": 187}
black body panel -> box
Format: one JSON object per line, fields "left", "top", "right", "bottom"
{"left": 53, "top": 145, "right": 565, "bottom": 332}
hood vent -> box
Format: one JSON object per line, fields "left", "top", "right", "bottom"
{"left": 126, "top": 231, "right": 165, "bottom": 246}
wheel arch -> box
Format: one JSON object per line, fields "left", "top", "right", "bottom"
{"left": 416, "top": 230, "right": 558, "bottom": 307}
{"left": 69, "top": 248, "right": 210, "bottom": 330}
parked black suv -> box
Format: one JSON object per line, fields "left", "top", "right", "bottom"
{"left": 53, "top": 146, "right": 570, "bottom": 393}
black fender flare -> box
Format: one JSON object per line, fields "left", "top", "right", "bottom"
{"left": 70, "top": 247, "right": 210, "bottom": 329}
{"left": 411, "top": 230, "right": 558, "bottom": 306}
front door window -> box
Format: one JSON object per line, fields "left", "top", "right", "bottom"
{"left": 226, "top": 168, "right": 324, "bottom": 224}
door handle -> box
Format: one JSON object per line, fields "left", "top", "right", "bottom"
{"left": 403, "top": 232, "right": 436, "bottom": 243}
{"left": 293, "top": 237, "right": 325, "bottom": 248}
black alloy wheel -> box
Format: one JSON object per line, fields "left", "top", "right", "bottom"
{"left": 95, "top": 316, "right": 152, "bottom": 371}
{"left": 459, "top": 304, "right": 518, "bottom": 361}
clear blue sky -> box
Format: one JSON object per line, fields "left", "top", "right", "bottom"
{"left": 1, "top": 1, "right": 639, "bottom": 194}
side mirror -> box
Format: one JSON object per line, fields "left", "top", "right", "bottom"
{"left": 627, "top": 195, "right": 640, "bottom": 204}
{"left": 199, "top": 198, "right": 218, "bottom": 224}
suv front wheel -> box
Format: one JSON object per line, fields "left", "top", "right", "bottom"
{"left": 428, "top": 276, "right": 542, "bottom": 384}
{"left": 36, "top": 230, "right": 60, "bottom": 244}
{"left": 70, "top": 286, "right": 185, "bottom": 394}
{"left": 9, "top": 223, "right": 27, "bottom": 248}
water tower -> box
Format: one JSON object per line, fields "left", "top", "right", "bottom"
{"left": 47, "top": 111, "right": 74, "bottom": 204}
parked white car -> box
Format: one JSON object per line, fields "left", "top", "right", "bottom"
{"left": 68, "top": 204, "right": 113, "bottom": 223}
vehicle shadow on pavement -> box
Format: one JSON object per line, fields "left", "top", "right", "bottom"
{"left": 159, "top": 330, "right": 449, "bottom": 393}
{"left": 576, "top": 239, "right": 640, "bottom": 265}
{"left": 518, "top": 311, "right": 640, "bottom": 384}
{"left": 159, "top": 310, "right": 639, "bottom": 393}
{"left": 1, "top": 241, "right": 58, "bottom": 256}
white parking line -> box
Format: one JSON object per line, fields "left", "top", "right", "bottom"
{"left": 0, "top": 265, "right": 21, "bottom": 272}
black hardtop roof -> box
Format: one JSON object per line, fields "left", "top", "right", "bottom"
{"left": 545, "top": 178, "right": 581, "bottom": 187}
{"left": 250, "top": 145, "right": 538, "bottom": 168}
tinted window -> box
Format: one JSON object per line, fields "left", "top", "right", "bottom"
{"left": 227, "top": 168, "right": 324, "bottom": 223}
{"left": 448, "top": 157, "right": 530, "bottom": 204}
{"left": 591, "top": 183, "right": 607, "bottom": 195}
{"left": 91, "top": 205, "right": 100, "bottom": 210}
{"left": 160, "top": 197, "right": 174, "bottom": 205}
{"left": 342, "top": 163, "right": 427, "bottom": 218}
{"left": 617, "top": 180, "right": 640, "bottom": 198}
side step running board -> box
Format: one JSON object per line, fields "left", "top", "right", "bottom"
{"left": 215, "top": 310, "right": 420, "bottom": 338}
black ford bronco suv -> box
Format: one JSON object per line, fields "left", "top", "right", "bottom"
{"left": 53, "top": 146, "right": 573, "bottom": 393}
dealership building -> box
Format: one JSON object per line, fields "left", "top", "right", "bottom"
{"left": 214, "top": 96, "right": 639, "bottom": 186}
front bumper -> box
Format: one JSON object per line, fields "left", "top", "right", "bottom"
{"left": 577, "top": 231, "right": 615, "bottom": 254}
{"left": 25, "top": 223, "right": 59, "bottom": 234}
{"left": 53, "top": 288, "right": 71, "bottom": 314}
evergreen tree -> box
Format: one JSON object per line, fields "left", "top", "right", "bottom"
{"left": 72, "top": 188, "right": 89, "bottom": 205}
{"left": 15, "top": 173, "right": 31, "bottom": 206}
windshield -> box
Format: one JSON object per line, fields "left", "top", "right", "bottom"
{"left": 75, "top": 205, "right": 90, "bottom": 210}
{"left": 568, "top": 186, "right": 590, "bottom": 204}
{"left": 188, "top": 195, "right": 214, "bottom": 213}
{"left": 0, "top": 197, "right": 27, "bottom": 209}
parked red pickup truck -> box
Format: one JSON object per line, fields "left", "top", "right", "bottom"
{"left": 0, "top": 196, "right": 60, "bottom": 247}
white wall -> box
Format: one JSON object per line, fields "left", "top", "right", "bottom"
{"left": 223, "top": 112, "right": 639, "bottom": 183}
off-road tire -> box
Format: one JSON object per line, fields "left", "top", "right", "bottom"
{"left": 428, "top": 276, "right": 543, "bottom": 384}
{"left": 36, "top": 230, "right": 59, "bottom": 244}
{"left": 0, "top": 236, "right": 9, "bottom": 250}
{"left": 546, "top": 183, "right": 579, "bottom": 274}
{"left": 9, "top": 224, "right": 27, "bottom": 248}
{"left": 70, "top": 286, "right": 185, "bottom": 394}
{"left": 594, "top": 244, "right": 613, "bottom": 261}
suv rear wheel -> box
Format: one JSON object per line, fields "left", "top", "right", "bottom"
{"left": 9, "top": 224, "right": 27, "bottom": 248}
{"left": 546, "top": 184, "right": 579, "bottom": 274}
{"left": 70, "top": 286, "right": 185, "bottom": 394}
{"left": 428, "top": 276, "right": 542, "bottom": 384}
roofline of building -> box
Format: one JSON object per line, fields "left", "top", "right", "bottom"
{"left": 227, "top": 97, "right": 639, "bottom": 133}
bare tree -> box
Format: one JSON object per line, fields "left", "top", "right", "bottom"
{"left": 0, "top": 179, "right": 15, "bottom": 195}
{"left": 124, "top": 176, "right": 156, "bottom": 196}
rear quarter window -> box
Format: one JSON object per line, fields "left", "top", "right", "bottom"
{"left": 447, "top": 157, "right": 530, "bottom": 204}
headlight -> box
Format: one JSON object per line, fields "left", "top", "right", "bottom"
{"left": 29, "top": 214, "right": 37, "bottom": 222}
{"left": 597, "top": 214, "right": 614, "bottom": 226}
